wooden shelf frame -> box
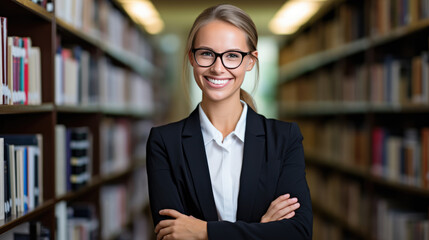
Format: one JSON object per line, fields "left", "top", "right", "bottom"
{"left": 312, "top": 201, "right": 371, "bottom": 240}
{"left": 305, "top": 155, "right": 429, "bottom": 198}
{"left": 280, "top": 102, "right": 429, "bottom": 118}
{"left": 279, "top": 19, "right": 429, "bottom": 84}
{"left": 0, "top": 0, "right": 156, "bottom": 236}
{"left": 55, "top": 17, "right": 155, "bottom": 78}
{"left": 0, "top": 161, "right": 144, "bottom": 234}
{"left": 11, "top": 0, "right": 53, "bottom": 22}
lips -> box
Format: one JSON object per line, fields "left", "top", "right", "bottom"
{"left": 205, "top": 76, "right": 231, "bottom": 88}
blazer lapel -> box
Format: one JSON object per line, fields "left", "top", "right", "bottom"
{"left": 236, "top": 107, "right": 266, "bottom": 221}
{"left": 182, "top": 108, "right": 218, "bottom": 221}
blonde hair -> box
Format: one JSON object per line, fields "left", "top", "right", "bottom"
{"left": 183, "top": 4, "right": 259, "bottom": 111}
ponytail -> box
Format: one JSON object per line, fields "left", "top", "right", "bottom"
{"left": 240, "top": 88, "right": 256, "bottom": 112}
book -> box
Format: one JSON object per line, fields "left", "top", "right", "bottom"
{"left": 0, "top": 134, "right": 43, "bottom": 215}
{"left": 55, "top": 125, "right": 66, "bottom": 196}
{"left": 0, "top": 138, "right": 4, "bottom": 220}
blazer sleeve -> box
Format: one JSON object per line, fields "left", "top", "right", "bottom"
{"left": 146, "top": 127, "right": 185, "bottom": 226}
{"left": 207, "top": 122, "right": 312, "bottom": 240}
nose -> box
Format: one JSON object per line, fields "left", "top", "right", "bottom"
{"left": 210, "top": 56, "right": 225, "bottom": 73}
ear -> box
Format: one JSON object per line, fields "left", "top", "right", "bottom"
{"left": 188, "top": 50, "right": 195, "bottom": 66}
{"left": 246, "top": 51, "right": 258, "bottom": 71}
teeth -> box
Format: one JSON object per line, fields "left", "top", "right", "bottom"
{"left": 207, "top": 78, "right": 228, "bottom": 85}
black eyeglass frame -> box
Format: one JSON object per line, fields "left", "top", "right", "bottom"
{"left": 191, "top": 48, "right": 252, "bottom": 69}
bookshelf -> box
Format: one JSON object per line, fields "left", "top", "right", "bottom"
{"left": 278, "top": 0, "right": 429, "bottom": 239}
{"left": 0, "top": 0, "right": 156, "bottom": 239}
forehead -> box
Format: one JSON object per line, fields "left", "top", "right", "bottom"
{"left": 194, "top": 20, "right": 248, "bottom": 51}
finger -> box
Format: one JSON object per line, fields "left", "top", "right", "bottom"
{"left": 272, "top": 202, "right": 300, "bottom": 220}
{"left": 266, "top": 197, "right": 298, "bottom": 218}
{"left": 271, "top": 194, "right": 290, "bottom": 207}
{"left": 155, "top": 220, "right": 175, "bottom": 233}
{"left": 279, "top": 211, "right": 296, "bottom": 220}
{"left": 159, "top": 209, "right": 183, "bottom": 219}
{"left": 157, "top": 227, "right": 173, "bottom": 240}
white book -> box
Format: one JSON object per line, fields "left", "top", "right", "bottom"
{"left": 8, "top": 144, "right": 16, "bottom": 216}
{"left": 55, "top": 125, "right": 66, "bottom": 196}
{"left": 64, "top": 0, "right": 73, "bottom": 24}
{"left": 55, "top": 201, "right": 67, "bottom": 240}
{"left": 74, "top": 0, "right": 83, "bottom": 29}
{"left": 64, "top": 57, "right": 78, "bottom": 105}
{"left": 55, "top": 53, "right": 63, "bottom": 105}
{"left": 80, "top": 50, "right": 90, "bottom": 105}
{"left": 28, "top": 47, "right": 41, "bottom": 105}
{"left": 27, "top": 146, "right": 36, "bottom": 210}
{"left": 0, "top": 138, "right": 4, "bottom": 220}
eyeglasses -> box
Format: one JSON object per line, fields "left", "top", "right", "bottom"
{"left": 191, "top": 48, "right": 251, "bottom": 69}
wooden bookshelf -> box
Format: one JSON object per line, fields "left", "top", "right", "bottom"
{"left": 312, "top": 201, "right": 370, "bottom": 240}
{"left": 55, "top": 17, "right": 155, "bottom": 78}
{"left": 0, "top": 0, "right": 157, "bottom": 238}
{"left": 279, "top": 18, "right": 429, "bottom": 84}
{"left": 0, "top": 104, "right": 54, "bottom": 114}
{"left": 278, "top": 0, "right": 429, "bottom": 239}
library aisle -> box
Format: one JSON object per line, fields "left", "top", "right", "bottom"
{"left": 1, "top": 0, "right": 429, "bottom": 240}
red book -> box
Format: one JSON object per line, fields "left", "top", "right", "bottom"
{"left": 1, "top": 17, "right": 6, "bottom": 104}
{"left": 13, "top": 37, "right": 19, "bottom": 105}
{"left": 23, "top": 38, "right": 29, "bottom": 105}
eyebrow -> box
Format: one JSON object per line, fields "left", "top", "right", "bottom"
{"left": 195, "top": 46, "right": 246, "bottom": 52}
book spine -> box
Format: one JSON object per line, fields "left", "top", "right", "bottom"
{"left": 0, "top": 138, "right": 4, "bottom": 220}
{"left": 23, "top": 37, "right": 29, "bottom": 105}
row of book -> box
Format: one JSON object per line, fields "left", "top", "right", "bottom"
{"left": 0, "top": 17, "right": 42, "bottom": 105}
{"left": 308, "top": 166, "right": 429, "bottom": 240}
{"left": 55, "top": 44, "right": 153, "bottom": 111}
{"left": 55, "top": 202, "right": 98, "bottom": 240}
{"left": 306, "top": 166, "right": 370, "bottom": 232}
{"left": 299, "top": 120, "right": 370, "bottom": 170}
{"left": 372, "top": 127, "right": 429, "bottom": 188}
{"left": 0, "top": 221, "right": 50, "bottom": 239}
{"left": 55, "top": 126, "right": 92, "bottom": 196}
{"left": 374, "top": 198, "right": 429, "bottom": 240}
{"left": 55, "top": 0, "right": 153, "bottom": 61}
{"left": 300, "top": 119, "right": 429, "bottom": 189}
{"left": 279, "top": 0, "right": 429, "bottom": 65}
{"left": 100, "top": 167, "right": 151, "bottom": 240}
{"left": 100, "top": 119, "right": 132, "bottom": 176}
{"left": 0, "top": 134, "right": 43, "bottom": 221}
{"left": 30, "top": 0, "right": 53, "bottom": 12}
{"left": 279, "top": 51, "right": 429, "bottom": 107}
{"left": 370, "top": 0, "right": 429, "bottom": 36}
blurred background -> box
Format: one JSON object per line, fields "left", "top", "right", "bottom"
{"left": 1, "top": 0, "right": 429, "bottom": 239}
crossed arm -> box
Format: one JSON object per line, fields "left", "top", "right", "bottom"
{"left": 154, "top": 194, "right": 301, "bottom": 240}
{"left": 147, "top": 123, "right": 312, "bottom": 240}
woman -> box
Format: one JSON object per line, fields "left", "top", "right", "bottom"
{"left": 147, "top": 4, "right": 312, "bottom": 240}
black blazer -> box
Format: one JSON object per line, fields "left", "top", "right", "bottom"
{"left": 146, "top": 106, "right": 312, "bottom": 239}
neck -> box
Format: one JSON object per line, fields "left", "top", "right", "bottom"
{"left": 201, "top": 96, "right": 243, "bottom": 139}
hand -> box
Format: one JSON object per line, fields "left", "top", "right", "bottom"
{"left": 155, "top": 209, "right": 208, "bottom": 240}
{"left": 260, "top": 194, "right": 300, "bottom": 223}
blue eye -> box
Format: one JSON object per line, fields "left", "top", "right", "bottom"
{"left": 199, "top": 51, "right": 214, "bottom": 57}
{"left": 226, "top": 52, "right": 240, "bottom": 58}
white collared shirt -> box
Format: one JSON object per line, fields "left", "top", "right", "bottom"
{"left": 198, "top": 101, "right": 247, "bottom": 222}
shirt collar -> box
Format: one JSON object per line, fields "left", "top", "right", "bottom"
{"left": 199, "top": 100, "right": 248, "bottom": 145}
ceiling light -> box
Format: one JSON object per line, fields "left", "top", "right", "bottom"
{"left": 269, "top": 0, "right": 327, "bottom": 35}
{"left": 117, "top": 0, "right": 164, "bottom": 34}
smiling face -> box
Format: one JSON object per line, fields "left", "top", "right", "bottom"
{"left": 189, "top": 20, "right": 257, "bottom": 105}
